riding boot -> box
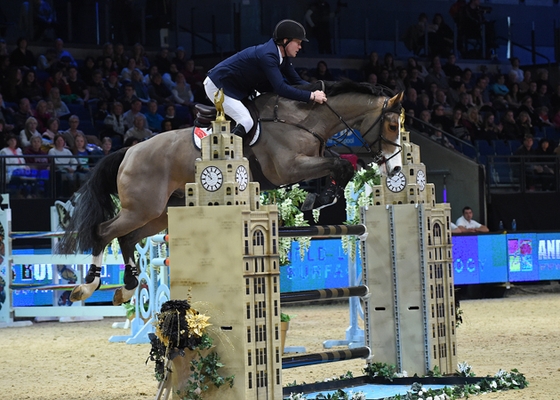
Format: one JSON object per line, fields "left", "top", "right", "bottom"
{"left": 231, "top": 124, "right": 247, "bottom": 138}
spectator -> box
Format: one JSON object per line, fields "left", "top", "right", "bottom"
{"left": 103, "top": 102, "right": 126, "bottom": 148}
{"left": 131, "top": 43, "right": 150, "bottom": 73}
{"left": 450, "top": 107, "right": 471, "bottom": 142}
{"left": 96, "top": 42, "right": 114, "bottom": 69}
{"left": 504, "top": 82, "right": 522, "bottom": 111}
{"left": 424, "top": 56, "right": 449, "bottom": 93}
{"left": 519, "top": 70, "right": 532, "bottom": 94}
{"left": 145, "top": 100, "right": 164, "bottom": 133}
{"left": 395, "top": 67, "right": 408, "bottom": 93}
{"left": 118, "top": 84, "right": 138, "bottom": 112}
{"left": 311, "top": 60, "right": 334, "bottom": 81}
{"left": 455, "top": 206, "right": 489, "bottom": 233}
{"left": 442, "top": 53, "right": 462, "bottom": 79}
{"left": 9, "top": 37, "right": 35, "bottom": 71}
{"left": 462, "top": 106, "right": 482, "bottom": 139}
{"left": 100, "top": 55, "right": 117, "bottom": 80}
{"left": 18, "top": 116, "right": 41, "bottom": 148}
{"left": 161, "top": 118, "right": 173, "bottom": 132}
{"left": 124, "top": 114, "right": 153, "bottom": 141}
{"left": 148, "top": 73, "right": 174, "bottom": 105}
{"left": 122, "top": 99, "right": 147, "bottom": 130}
{"left": 66, "top": 65, "right": 90, "bottom": 104}
{"left": 478, "top": 112, "right": 501, "bottom": 142}
{"left": 41, "top": 117, "right": 60, "bottom": 145}
{"left": 130, "top": 70, "right": 151, "bottom": 104}
{"left": 163, "top": 104, "right": 185, "bottom": 130}
{"left": 402, "top": 13, "right": 430, "bottom": 56}
{"left": 114, "top": 43, "right": 129, "bottom": 71}
{"left": 48, "top": 134, "right": 77, "bottom": 196}
{"left": 87, "top": 69, "right": 111, "bottom": 102}
{"left": 44, "top": 67, "right": 71, "bottom": 97}
{"left": 47, "top": 87, "right": 70, "bottom": 118}
{"left": 516, "top": 110, "right": 535, "bottom": 138}
{"left": 62, "top": 114, "right": 102, "bottom": 149}
{"left": 153, "top": 47, "right": 172, "bottom": 74}
{"left": 104, "top": 71, "right": 121, "bottom": 102}
{"left": 54, "top": 38, "right": 76, "bottom": 66}
{"left": 120, "top": 57, "right": 141, "bottom": 83}
{"left": 0, "top": 133, "right": 28, "bottom": 184}
{"left": 406, "top": 56, "right": 429, "bottom": 79}
{"left": 304, "top": 1, "right": 332, "bottom": 54}
{"left": 533, "top": 83, "right": 552, "bottom": 110}
{"left": 171, "top": 73, "right": 195, "bottom": 108}
{"left": 433, "top": 89, "right": 453, "bottom": 115}
{"left": 13, "top": 98, "right": 34, "bottom": 133}
{"left": 93, "top": 99, "right": 109, "bottom": 121}
{"left": 507, "top": 57, "right": 524, "bottom": 83}
{"left": 499, "top": 110, "right": 521, "bottom": 141}
{"left": 182, "top": 58, "right": 206, "bottom": 103}
{"left": 79, "top": 56, "right": 97, "bottom": 86}
{"left": 172, "top": 46, "right": 188, "bottom": 72}
{"left": 36, "top": 47, "right": 58, "bottom": 73}
{"left": 17, "top": 70, "right": 43, "bottom": 103}
{"left": 33, "top": 100, "right": 51, "bottom": 134}
{"left": 100, "top": 137, "right": 113, "bottom": 156}
{"left": 3, "top": 67, "right": 23, "bottom": 102}
{"left": 460, "top": 68, "right": 475, "bottom": 91}
{"left": 402, "top": 87, "right": 418, "bottom": 116}
{"left": 514, "top": 133, "right": 552, "bottom": 190}
{"left": 31, "top": 0, "right": 58, "bottom": 41}
{"left": 431, "top": 103, "right": 452, "bottom": 132}
{"left": 405, "top": 67, "right": 425, "bottom": 95}
{"left": 430, "top": 13, "right": 454, "bottom": 57}
{"left": 431, "top": 123, "right": 455, "bottom": 149}
{"left": 72, "top": 132, "right": 93, "bottom": 187}
{"left": 517, "top": 96, "right": 538, "bottom": 123}
{"left": 23, "top": 135, "right": 49, "bottom": 168}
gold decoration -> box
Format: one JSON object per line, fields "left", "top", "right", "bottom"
{"left": 214, "top": 89, "right": 226, "bottom": 122}
{"left": 186, "top": 308, "right": 212, "bottom": 338}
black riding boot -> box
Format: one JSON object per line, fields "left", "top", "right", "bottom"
{"left": 231, "top": 124, "right": 247, "bottom": 138}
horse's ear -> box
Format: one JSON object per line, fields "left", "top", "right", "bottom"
{"left": 388, "top": 91, "right": 404, "bottom": 108}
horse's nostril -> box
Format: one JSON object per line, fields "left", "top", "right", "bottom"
{"left": 391, "top": 166, "right": 401, "bottom": 176}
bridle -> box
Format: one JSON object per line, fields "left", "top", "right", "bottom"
{"left": 324, "top": 96, "right": 403, "bottom": 167}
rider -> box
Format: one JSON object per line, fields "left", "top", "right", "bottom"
{"left": 204, "top": 19, "right": 327, "bottom": 137}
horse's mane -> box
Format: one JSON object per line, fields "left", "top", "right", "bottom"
{"left": 298, "top": 80, "right": 396, "bottom": 98}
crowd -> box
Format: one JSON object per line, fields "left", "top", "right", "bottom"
{"left": 0, "top": 37, "right": 208, "bottom": 197}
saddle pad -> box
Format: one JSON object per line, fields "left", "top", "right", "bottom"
{"left": 192, "top": 123, "right": 261, "bottom": 150}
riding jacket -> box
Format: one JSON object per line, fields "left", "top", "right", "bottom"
{"left": 207, "top": 39, "right": 310, "bottom": 102}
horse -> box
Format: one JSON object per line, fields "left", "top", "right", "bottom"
{"left": 57, "top": 80, "right": 403, "bottom": 305}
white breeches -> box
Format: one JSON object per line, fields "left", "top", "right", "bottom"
{"left": 204, "top": 77, "right": 254, "bottom": 132}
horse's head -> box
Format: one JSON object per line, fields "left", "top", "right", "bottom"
{"left": 359, "top": 90, "right": 404, "bottom": 177}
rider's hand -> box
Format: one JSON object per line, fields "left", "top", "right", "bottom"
{"left": 311, "top": 90, "right": 327, "bottom": 104}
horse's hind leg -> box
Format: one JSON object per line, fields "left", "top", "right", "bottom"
{"left": 69, "top": 252, "right": 106, "bottom": 302}
{"left": 112, "top": 212, "right": 169, "bottom": 306}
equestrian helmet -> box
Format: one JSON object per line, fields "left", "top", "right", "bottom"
{"left": 273, "top": 19, "right": 309, "bottom": 43}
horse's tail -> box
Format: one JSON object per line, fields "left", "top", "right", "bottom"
{"left": 57, "top": 147, "right": 130, "bottom": 255}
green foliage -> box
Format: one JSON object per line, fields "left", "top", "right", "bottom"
{"left": 281, "top": 312, "right": 293, "bottom": 322}
{"left": 260, "top": 184, "right": 320, "bottom": 266}
{"left": 179, "top": 350, "right": 235, "bottom": 400}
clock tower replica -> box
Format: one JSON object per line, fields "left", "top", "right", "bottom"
{"left": 363, "top": 112, "right": 458, "bottom": 375}
{"left": 167, "top": 114, "right": 282, "bottom": 399}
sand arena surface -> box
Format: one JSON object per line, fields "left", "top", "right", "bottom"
{"left": 1, "top": 290, "right": 559, "bottom": 399}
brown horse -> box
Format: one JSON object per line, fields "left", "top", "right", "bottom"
{"left": 58, "top": 81, "right": 403, "bottom": 305}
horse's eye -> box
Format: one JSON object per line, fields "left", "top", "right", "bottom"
{"left": 389, "top": 125, "right": 398, "bottom": 131}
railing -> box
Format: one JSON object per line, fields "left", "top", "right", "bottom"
{"left": 0, "top": 154, "right": 103, "bottom": 200}
{"left": 487, "top": 154, "right": 559, "bottom": 193}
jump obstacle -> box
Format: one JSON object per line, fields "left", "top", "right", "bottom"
{"left": 0, "top": 195, "right": 126, "bottom": 328}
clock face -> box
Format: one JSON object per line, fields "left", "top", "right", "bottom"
{"left": 235, "top": 165, "right": 249, "bottom": 191}
{"left": 200, "top": 166, "right": 223, "bottom": 192}
{"left": 386, "top": 171, "right": 406, "bottom": 193}
{"left": 416, "top": 170, "right": 426, "bottom": 191}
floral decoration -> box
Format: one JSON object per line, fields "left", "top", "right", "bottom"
{"left": 147, "top": 299, "right": 234, "bottom": 399}
{"left": 260, "top": 184, "right": 320, "bottom": 266}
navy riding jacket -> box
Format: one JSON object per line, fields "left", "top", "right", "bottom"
{"left": 207, "top": 39, "right": 310, "bottom": 102}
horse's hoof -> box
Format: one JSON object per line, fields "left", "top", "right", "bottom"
{"left": 301, "top": 193, "right": 317, "bottom": 211}
{"left": 112, "top": 287, "right": 136, "bottom": 306}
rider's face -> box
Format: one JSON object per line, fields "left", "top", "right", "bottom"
{"left": 284, "top": 39, "right": 302, "bottom": 58}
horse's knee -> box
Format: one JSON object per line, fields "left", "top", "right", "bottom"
{"left": 333, "top": 158, "right": 355, "bottom": 186}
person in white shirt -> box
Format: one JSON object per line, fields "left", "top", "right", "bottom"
{"left": 456, "top": 206, "right": 489, "bottom": 233}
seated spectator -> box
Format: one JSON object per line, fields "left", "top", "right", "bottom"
{"left": 18, "top": 116, "right": 41, "bottom": 148}
{"left": 33, "top": 100, "right": 52, "bottom": 133}
{"left": 48, "top": 134, "right": 77, "bottom": 196}
{"left": 130, "top": 43, "right": 150, "bottom": 74}
{"left": 171, "top": 73, "right": 195, "bottom": 110}
{"left": 100, "top": 137, "right": 113, "bottom": 156}
{"left": 130, "top": 70, "right": 151, "bottom": 104}
{"left": 120, "top": 57, "right": 141, "bottom": 83}
{"left": 433, "top": 89, "right": 453, "bottom": 115}
{"left": 145, "top": 100, "right": 164, "bottom": 133}
{"left": 44, "top": 67, "right": 71, "bottom": 97}
{"left": 153, "top": 47, "right": 172, "bottom": 74}
{"left": 416, "top": 109, "right": 433, "bottom": 134}
{"left": 416, "top": 93, "right": 432, "bottom": 116}
{"left": 161, "top": 118, "right": 173, "bottom": 132}
{"left": 172, "top": 46, "right": 188, "bottom": 72}
{"left": 104, "top": 71, "right": 121, "bottom": 102}
{"left": 504, "top": 82, "right": 522, "bottom": 111}
{"left": 535, "top": 106, "right": 553, "bottom": 128}
{"left": 41, "top": 117, "right": 60, "bottom": 146}
{"left": 47, "top": 87, "right": 70, "bottom": 118}
{"left": 442, "top": 53, "right": 462, "bottom": 78}
{"left": 430, "top": 14, "right": 454, "bottom": 57}
{"left": 449, "top": 107, "right": 471, "bottom": 142}
{"left": 17, "top": 70, "right": 44, "bottom": 103}
{"left": 311, "top": 60, "right": 334, "bottom": 82}
{"left": 124, "top": 114, "right": 153, "bottom": 141}
{"left": 478, "top": 112, "right": 501, "bottom": 142}
{"left": 87, "top": 69, "right": 111, "bottom": 102}
{"left": 118, "top": 84, "right": 138, "bottom": 112}
{"left": 182, "top": 58, "right": 206, "bottom": 103}
{"left": 123, "top": 136, "right": 140, "bottom": 147}
{"left": 424, "top": 56, "right": 449, "bottom": 93}
{"left": 103, "top": 102, "right": 126, "bottom": 148}
{"left": 96, "top": 42, "right": 114, "bottom": 69}
{"left": 93, "top": 99, "right": 109, "bottom": 121}
{"left": 66, "top": 65, "right": 90, "bottom": 104}
{"left": 79, "top": 56, "right": 97, "bottom": 86}
{"left": 148, "top": 73, "right": 174, "bottom": 105}
{"left": 54, "top": 38, "right": 76, "bottom": 67}
{"left": 430, "top": 103, "right": 453, "bottom": 132}
{"left": 36, "top": 47, "right": 59, "bottom": 73}
{"left": 515, "top": 110, "right": 535, "bottom": 138}
{"left": 163, "top": 104, "right": 187, "bottom": 130}
{"left": 394, "top": 67, "right": 408, "bottom": 93}
{"left": 402, "top": 87, "right": 418, "bottom": 117}
{"left": 514, "top": 133, "right": 553, "bottom": 190}
{"left": 162, "top": 63, "right": 181, "bottom": 90}
{"left": 13, "top": 98, "right": 33, "bottom": 133}
{"left": 62, "top": 114, "right": 102, "bottom": 148}
{"left": 402, "top": 13, "right": 430, "bottom": 56}
{"left": 430, "top": 123, "right": 454, "bottom": 149}
{"left": 114, "top": 43, "right": 128, "bottom": 71}
{"left": 72, "top": 132, "right": 94, "bottom": 187}
{"left": 24, "top": 135, "right": 49, "bottom": 166}
{"left": 455, "top": 206, "right": 489, "bottom": 233}
{"left": 507, "top": 57, "right": 524, "bottom": 84}
{"left": 0, "top": 133, "right": 28, "bottom": 183}
{"left": 499, "top": 110, "right": 521, "bottom": 141}
{"left": 9, "top": 37, "right": 35, "bottom": 71}
{"left": 462, "top": 106, "right": 482, "bottom": 140}
{"left": 100, "top": 55, "right": 117, "bottom": 80}
{"left": 3, "top": 67, "right": 23, "bottom": 103}
{"left": 123, "top": 99, "right": 147, "bottom": 130}
{"left": 534, "top": 83, "right": 552, "bottom": 110}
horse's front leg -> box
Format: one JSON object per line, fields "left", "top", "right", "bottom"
{"left": 69, "top": 253, "right": 104, "bottom": 302}
{"left": 287, "top": 155, "right": 355, "bottom": 211}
